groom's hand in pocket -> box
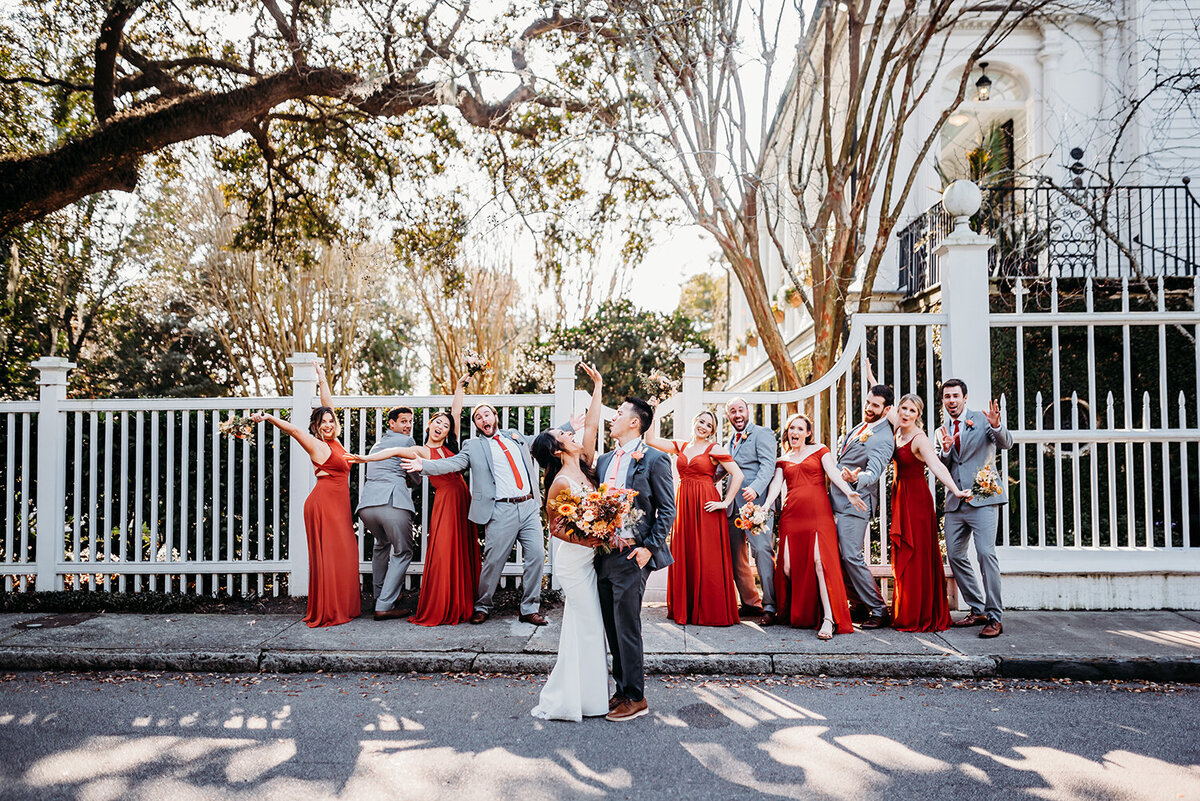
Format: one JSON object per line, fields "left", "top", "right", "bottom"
{"left": 627, "top": 547, "right": 652, "bottom": 569}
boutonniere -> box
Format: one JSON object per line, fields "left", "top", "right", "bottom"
{"left": 858, "top": 428, "right": 873, "bottom": 443}
{"left": 964, "top": 419, "right": 975, "bottom": 429}
{"left": 630, "top": 445, "right": 646, "bottom": 462}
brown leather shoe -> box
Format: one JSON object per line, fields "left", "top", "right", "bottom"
{"left": 979, "top": 620, "right": 1003, "bottom": 638}
{"left": 739, "top": 604, "right": 764, "bottom": 617}
{"left": 469, "top": 610, "right": 488, "bottom": 625}
{"left": 373, "top": 608, "right": 410, "bottom": 621}
{"left": 860, "top": 612, "right": 890, "bottom": 630}
{"left": 608, "top": 694, "right": 626, "bottom": 711}
{"left": 519, "top": 612, "right": 549, "bottom": 626}
{"left": 952, "top": 612, "right": 988, "bottom": 627}
{"left": 760, "top": 611, "right": 777, "bottom": 627}
{"left": 605, "top": 697, "right": 649, "bottom": 722}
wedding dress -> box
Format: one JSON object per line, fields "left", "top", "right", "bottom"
{"left": 531, "top": 480, "right": 610, "bottom": 721}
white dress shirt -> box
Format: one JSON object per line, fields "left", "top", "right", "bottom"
{"left": 487, "top": 434, "right": 531, "bottom": 498}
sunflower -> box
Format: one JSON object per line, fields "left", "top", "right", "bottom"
{"left": 557, "top": 503, "right": 577, "bottom": 517}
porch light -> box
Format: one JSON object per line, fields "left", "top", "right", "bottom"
{"left": 975, "top": 62, "right": 992, "bottom": 101}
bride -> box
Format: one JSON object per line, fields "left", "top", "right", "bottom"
{"left": 528, "top": 361, "right": 609, "bottom": 721}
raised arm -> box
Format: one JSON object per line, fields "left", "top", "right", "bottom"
{"left": 403, "top": 446, "right": 470, "bottom": 476}
{"left": 706, "top": 450, "right": 743, "bottom": 512}
{"left": 314, "top": 360, "right": 333, "bottom": 409}
{"left": 912, "top": 432, "right": 971, "bottom": 499}
{"left": 641, "top": 405, "right": 677, "bottom": 454}
{"left": 251, "top": 412, "right": 330, "bottom": 465}
{"left": 983, "top": 401, "right": 1014, "bottom": 450}
{"left": 451, "top": 374, "right": 468, "bottom": 440}
{"left": 579, "top": 362, "right": 604, "bottom": 464}
{"left": 821, "top": 450, "right": 868, "bottom": 512}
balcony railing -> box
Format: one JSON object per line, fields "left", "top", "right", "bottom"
{"left": 897, "top": 183, "right": 1200, "bottom": 297}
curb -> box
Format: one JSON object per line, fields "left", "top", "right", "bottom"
{"left": 0, "top": 648, "right": 1194, "bottom": 682}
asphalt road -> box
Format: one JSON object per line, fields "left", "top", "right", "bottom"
{"left": 0, "top": 671, "right": 1196, "bottom": 801}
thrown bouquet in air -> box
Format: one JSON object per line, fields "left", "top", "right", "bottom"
{"left": 639, "top": 371, "right": 679, "bottom": 408}
{"left": 971, "top": 460, "right": 1003, "bottom": 498}
{"left": 551, "top": 484, "right": 644, "bottom": 551}
{"left": 462, "top": 349, "right": 491, "bottom": 380}
{"left": 219, "top": 416, "right": 256, "bottom": 444}
{"left": 734, "top": 502, "right": 771, "bottom": 537}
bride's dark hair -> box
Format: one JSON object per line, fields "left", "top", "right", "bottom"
{"left": 531, "top": 430, "right": 598, "bottom": 499}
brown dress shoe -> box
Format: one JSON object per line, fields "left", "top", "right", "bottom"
{"left": 760, "top": 611, "right": 777, "bottom": 627}
{"left": 860, "top": 612, "right": 890, "bottom": 630}
{"left": 979, "top": 620, "right": 1003, "bottom": 638}
{"left": 606, "top": 698, "right": 649, "bottom": 722}
{"left": 469, "top": 610, "right": 488, "bottom": 625}
{"left": 739, "top": 604, "right": 765, "bottom": 617}
{"left": 373, "top": 608, "right": 410, "bottom": 621}
{"left": 952, "top": 612, "right": 988, "bottom": 627}
{"left": 519, "top": 612, "right": 548, "bottom": 626}
{"left": 608, "top": 694, "right": 626, "bottom": 711}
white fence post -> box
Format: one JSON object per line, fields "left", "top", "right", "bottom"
{"left": 287, "top": 354, "right": 319, "bottom": 597}
{"left": 550, "top": 352, "right": 578, "bottom": 426}
{"left": 33, "top": 356, "right": 73, "bottom": 591}
{"left": 936, "top": 180, "right": 996, "bottom": 401}
{"left": 679, "top": 349, "right": 710, "bottom": 430}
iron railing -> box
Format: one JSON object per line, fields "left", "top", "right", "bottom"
{"left": 897, "top": 182, "right": 1200, "bottom": 297}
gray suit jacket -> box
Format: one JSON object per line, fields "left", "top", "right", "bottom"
{"left": 722, "top": 423, "right": 778, "bottom": 518}
{"left": 936, "top": 408, "right": 1015, "bottom": 511}
{"left": 356, "top": 431, "right": 416, "bottom": 515}
{"left": 418, "top": 429, "right": 540, "bottom": 525}
{"left": 831, "top": 419, "right": 894, "bottom": 519}
{"left": 595, "top": 445, "right": 676, "bottom": 571}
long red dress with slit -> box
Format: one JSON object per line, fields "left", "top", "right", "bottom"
{"left": 889, "top": 438, "right": 951, "bottom": 632}
{"left": 409, "top": 446, "right": 481, "bottom": 626}
{"left": 773, "top": 448, "right": 854, "bottom": 634}
{"left": 302, "top": 439, "right": 363, "bottom": 627}
{"left": 666, "top": 442, "right": 740, "bottom": 626}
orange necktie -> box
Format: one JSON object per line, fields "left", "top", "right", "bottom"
{"left": 494, "top": 435, "right": 524, "bottom": 491}
{"left": 606, "top": 450, "right": 625, "bottom": 485}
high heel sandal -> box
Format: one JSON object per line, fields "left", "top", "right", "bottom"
{"left": 817, "top": 617, "right": 834, "bottom": 640}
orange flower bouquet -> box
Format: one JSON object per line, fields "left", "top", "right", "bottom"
{"left": 551, "top": 484, "right": 644, "bottom": 551}
{"left": 219, "top": 416, "right": 256, "bottom": 444}
{"left": 971, "top": 460, "right": 1003, "bottom": 498}
{"left": 733, "top": 502, "right": 770, "bottom": 536}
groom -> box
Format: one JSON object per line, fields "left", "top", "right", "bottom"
{"left": 403, "top": 403, "right": 547, "bottom": 625}
{"left": 596, "top": 396, "right": 675, "bottom": 722}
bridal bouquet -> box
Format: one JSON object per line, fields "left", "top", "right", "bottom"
{"left": 551, "top": 484, "right": 644, "bottom": 551}
{"left": 971, "top": 460, "right": 1003, "bottom": 498}
{"left": 463, "top": 349, "right": 491, "bottom": 380}
{"left": 734, "top": 502, "right": 770, "bottom": 537}
{"left": 218, "top": 416, "right": 256, "bottom": 444}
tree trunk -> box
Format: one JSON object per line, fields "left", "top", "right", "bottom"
{"left": 723, "top": 246, "right": 801, "bottom": 391}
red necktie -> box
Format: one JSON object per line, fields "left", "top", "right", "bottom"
{"left": 953, "top": 419, "right": 961, "bottom": 451}
{"left": 494, "top": 436, "right": 524, "bottom": 491}
{"left": 733, "top": 432, "right": 744, "bottom": 451}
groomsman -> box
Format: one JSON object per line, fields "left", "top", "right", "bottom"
{"left": 834, "top": 385, "right": 895, "bottom": 629}
{"left": 719, "top": 398, "right": 779, "bottom": 625}
{"left": 936, "top": 378, "right": 1014, "bottom": 638}
{"left": 403, "top": 403, "right": 546, "bottom": 625}
{"left": 357, "top": 406, "right": 418, "bottom": 620}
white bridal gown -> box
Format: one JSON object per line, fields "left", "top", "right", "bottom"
{"left": 531, "top": 482, "right": 610, "bottom": 721}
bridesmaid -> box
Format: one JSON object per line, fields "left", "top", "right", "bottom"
{"left": 644, "top": 409, "right": 744, "bottom": 626}
{"left": 761, "top": 413, "right": 867, "bottom": 639}
{"left": 252, "top": 362, "right": 361, "bottom": 628}
{"left": 886, "top": 393, "right": 972, "bottom": 632}
{"left": 348, "top": 376, "right": 480, "bottom": 625}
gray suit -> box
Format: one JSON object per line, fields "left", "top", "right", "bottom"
{"left": 594, "top": 444, "right": 675, "bottom": 703}
{"left": 419, "top": 430, "right": 544, "bottom": 615}
{"left": 356, "top": 430, "right": 417, "bottom": 613}
{"left": 721, "top": 423, "right": 778, "bottom": 612}
{"left": 937, "top": 408, "right": 1014, "bottom": 623}
{"left": 831, "top": 419, "right": 894, "bottom": 616}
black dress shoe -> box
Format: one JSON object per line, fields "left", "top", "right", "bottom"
{"left": 760, "top": 611, "right": 777, "bottom": 627}
{"left": 860, "top": 613, "right": 890, "bottom": 630}
{"left": 739, "top": 604, "right": 765, "bottom": 617}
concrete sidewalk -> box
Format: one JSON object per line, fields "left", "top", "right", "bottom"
{"left": 1, "top": 606, "right": 1197, "bottom": 681}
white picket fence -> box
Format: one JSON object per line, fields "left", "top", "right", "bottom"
{"left": 2, "top": 271, "right": 1199, "bottom": 606}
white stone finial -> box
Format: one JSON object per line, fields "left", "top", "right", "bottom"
{"left": 942, "top": 180, "right": 982, "bottom": 233}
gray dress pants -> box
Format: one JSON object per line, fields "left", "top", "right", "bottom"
{"left": 358, "top": 505, "right": 414, "bottom": 613}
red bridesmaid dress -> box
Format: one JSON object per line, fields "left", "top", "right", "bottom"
{"left": 889, "top": 438, "right": 951, "bottom": 632}
{"left": 774, "top": 448, "right": 854, "bottom": 634}
{"left": 409, "top": 446, "right": 481, "bottom": 626}
{"left": 667, "top": 442, "right": 740, "bottom": 626}
{"left": 302, "top": 439, "right": 363, "bottom": 627}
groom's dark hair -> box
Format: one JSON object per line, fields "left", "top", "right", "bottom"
{"left": 386, "top": 406, "right": 413, "bottom": 424}
{"left": 942, "top": 378, "right": 968, "bottom": 396}
{"left": 624, "top": 396, "right": 654, "bottom": 435}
